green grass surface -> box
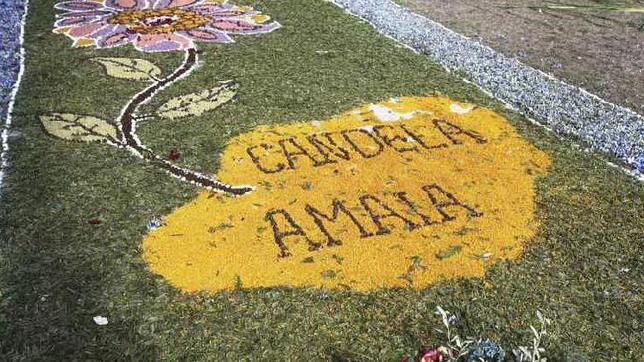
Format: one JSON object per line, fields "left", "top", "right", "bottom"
{"left": 1, "top": 0, "right": 642, "bottom": 360}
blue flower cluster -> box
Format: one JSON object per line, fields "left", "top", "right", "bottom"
{"left": 467, "top": 339, "right": 506, "bottom": 362}
{"left": 147, "top": 217, "right": 163, "bottom": 231}
{"left": 0, "top": 0, "right": 26, "bottom": 121}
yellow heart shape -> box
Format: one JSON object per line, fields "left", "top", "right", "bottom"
{"left": 143, "top": 96, "right": 550, "bottom": 292}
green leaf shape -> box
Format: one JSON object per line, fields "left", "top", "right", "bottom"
{"left": 157, "top": 82, "right": 238, "bottom": 120}
{"left": 40, "top": 114, "right": 118, "bottom": 143}
{"left": 91, "top": 57, "right": 162, "bottom": 81}
{"left": 435, "top": 245, "right": 462, "bottom": 260}
{"left": 321, "top": 270, "right": 337, "bottom": 279}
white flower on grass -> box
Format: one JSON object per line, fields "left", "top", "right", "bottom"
{"left": 147, "top": 217, "right": 163, "bottom": 231}
{"left": 450, "top": 103, "right": 475, "bottom": 114}
{"left": 369, "top": 104, "right": 417, "bottom": 122}
{"left": 93, "top": 316, "right": 109, "bottom": 326}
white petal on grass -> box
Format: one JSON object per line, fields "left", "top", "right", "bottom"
{"left": 369, "top": 104, "right": 416, "bottom": 122}
{"left": 450, "top": 103, "right": 474, "bottom": 114}
{"left": 93, "top": 316, "right": 108, "bottom": 326}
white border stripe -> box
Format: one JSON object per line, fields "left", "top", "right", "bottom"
{"left": 0, "top": 0, "right": 29, "bottom": 194}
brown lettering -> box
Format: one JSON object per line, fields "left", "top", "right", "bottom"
{"left": 422, "top": 184, "right": 482, "bottom": 222}
{"left": 395, "top": 191, "right": 438, "bottom": 226}
{"left": 246, "top": 144, "right": 286, "bottom": 174}
{"left": 278, "top": 137, "right": 331, "bottom": 169}
{"left": 265, "top": 209, "right": 320, "bottom": 257}
{"left": 400, "top": 124, "right": 448, "bottom": 150}
{"left": 373, "top": 125, "right": 418, "bottom": 153}
{"left": 307, "top": 132, "right": 351, "bottom": 161}
{"left": 305, "top": 199, "right": 373, "bottom": 247}
{"left": 341, "top": 129, "right": 384, "bottom": 158}
{"left": 359, "top": 194, "right": 419, "bottom": 235}
{"left": 432, "top": 119, "right": 487, "bottom": 145}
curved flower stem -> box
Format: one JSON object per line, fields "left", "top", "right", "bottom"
{"left": 116, "top": 48, "right": 253, "bottom": 196}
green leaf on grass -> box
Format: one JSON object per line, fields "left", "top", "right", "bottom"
{"left": 40, "top": 113, "right": 118, "bottom": 143}
{"left": 321, "top": 270, "right": 337, "bottom": 279}
{"left": 409, "top": 255, "right": 426, "bottom": 271}
{"left": 157, "top": 82, "right": 238, "bottom": 120}
{"left": 91, "top": 57, "right": 162, "bottom": 81}
{"left": 436, "top": 245, "right": 462, "bottom": 260}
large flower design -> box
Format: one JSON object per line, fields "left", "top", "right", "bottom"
{"left": 54, "top": 0, "right": 280, "bottom": 52}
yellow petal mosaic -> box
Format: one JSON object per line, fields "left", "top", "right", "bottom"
{"left": 143, "top": 96, "right": 551, "bottom": 292}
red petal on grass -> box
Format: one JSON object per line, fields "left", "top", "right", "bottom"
{"left": 88, "top": 219, "right": 102, "bottom": 225}
{"left": 419, "top": 348, "right": 442, "bottom": 362}
{"left": 168, "top": 149, "right": 181, "bottom": 161}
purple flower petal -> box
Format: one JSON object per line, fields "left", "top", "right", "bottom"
{"left": 182, "top": 28, "right": 233, "bottom": 43}
{"left": 54, "top": 1, "right": 104, "bottom": 12}
{"left": 210, "top": 19, "right": 281, "bottom": 35}
{"left": 57, "top": 10, "right": 113, "bottom": 18}
{"left": 89, "top": 24, "right": 128, "bottom": 40}
{"left": 55, "top": 15, "right": 102, "bottom": 27}
{"left": 134, "top": 33, "right": 195, "bottom": 52}
{"left": 105, "top": 0, "right": 147, "bottom": 10}
{"left": 189, "top": 4, "right": 250, "bottom": 17}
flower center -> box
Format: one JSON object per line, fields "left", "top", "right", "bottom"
{"left": 108, "top": 8, "right": 211, "bottom": 35}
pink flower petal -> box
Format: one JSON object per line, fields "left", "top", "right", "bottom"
{"left": 97, "top": 31, "right": 135, "bottom": 48}
{"left": 55, "top": 1, "right": 104, "bottom": 12}
{"left": 105, "top": 0, "right": 147, "bottom": 10}
{"left": 182, "top": 28, "right": 233, "bottom": 43}
{"left": 68, "top": 22, "right": 109, "bottom": 38}
{"left": 134, "top": 33, "right": 195, "bottom": 52}
{"left": 153, "top": 0, "right": 201, "bottom": 9}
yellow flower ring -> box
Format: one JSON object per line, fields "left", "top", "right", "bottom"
{"left": 107, "top": 9, "right": 212, "bottom": 35}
